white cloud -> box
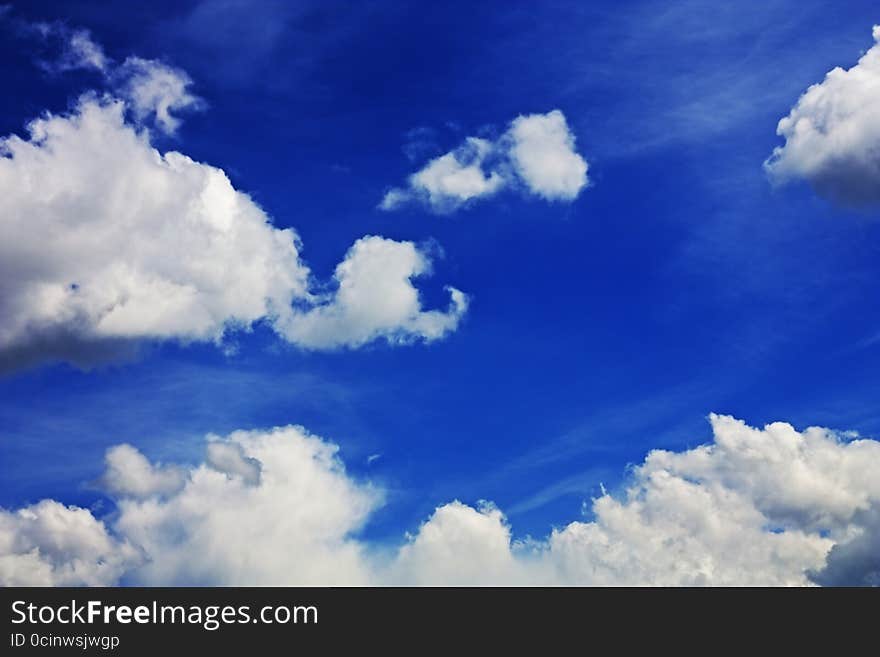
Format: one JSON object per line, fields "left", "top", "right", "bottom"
{"left": 0, "top": 95, "right": 466, "bottom": 370}
{"left": 15, "top": 17, "right": 197, "bottom": 134}
{"left": 765, "top": 26, "right": 880, "bottom": 204}
{"left": 812, "top": 508, "right": 880, "bottom": 586}
{"left": 395, "top": 414, "right": 880, "bottom": 586}
{"left": 381, "top": 110, "right": 588, "bottom": 213}
{"left": 389, "top": 501, "right": 538, "bottom": 585}
{"left": 507, "top": 110, "right": 589, "bottom": 201}
{"left": 114, "top": 57, "right": 201, "bottom": 134}
{"left": 98, "top": 444, "right": 187, "bottom": 499}
{"left": 12, "top": 19, "right": 109, "bottom": 74}
{"left": 0, "top": 96, "right": 308, "bottom": 367}
{"left": 58, "top": 28, "right": 108, "bottom": 72}
{"left": 0, "top": 500, "right": 139, "bottom": 586}
{"left": 381, "top": 138, "right": 504, "bottom": 213}
{"left": 112, "top": 426, "right": 381, "bottom": 585}
{"left": 0, "top": 25, "right": 468, "bottom": 370}
{"left": 277, "top": 236, "right": 468, "bottom": 349}
{"left": 1, "top": 414, "right": 879, "bottom": 586}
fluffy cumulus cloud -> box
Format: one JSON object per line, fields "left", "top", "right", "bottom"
{"left": 98, "top": 444, "right": 187, "bottom": 499}
{"left": 765, "top": 26, "right": 880, "bottom": 204}
{"left": 0, "top": 500, "right": 138, "bottom": 586}
{"left": 0, "top": 55, "right": 466, "bottom": 371}
{"left": 14, "top": 17, "right": 199, "bottom": 133}
{"left": 812, "top": 509, "right": 880, "bottom": 586}
{"left": 1, "top": 427, "right": 381, "bottom": 585}
{"left": 205, "top": 440, "right": 261, "bottom": 486}
{"left": 380, "top": 138, "right": 504, "bottom": 213}
{"left": 0, "top": 97, "right": 307, "bottom": 368}
{"left": 2, "top": 414, "right": 879, "bottom": 586}
{"left": 389, "top": 501, "right": 539, "bottom": 585}
{"left": 381, "top": 110, "right": 588, "bottom": 214}
{"left": 113, "top": 427, "right": 381, "bottom": 585}
{"left": 277, "top": 236, "right": 468, "bottom": 349}
{"left": 507, "top": 111, "right": 589, "bottom": 201}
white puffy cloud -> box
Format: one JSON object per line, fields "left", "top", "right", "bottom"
{"left": 113, "top": 426, "right": 381, "bottom": 585}
{"left": 0, "top": 500, "right": 139, "bottom": 586}
{"left": 0, "top": 97, "right": 308, "bottom": 367}
{"left": 381, "top": 110, "right": 588, "bottom": 213}
{"left": 765, "top": 26, "right": 880, "bottom": 204}
{"left": 507, "top": 111, "right": 589, "bottom": 201}
{"left": 389, "top": 501, "right": 541, "bottom": 585}
{"left": 811, "top": 508, "right": 880, "bottom": 586}
{"left": 0, "top": 92, "right": 466, "bottom": 370}
{"left": 277, "top": 236, "right": 468, "bottom": 349}
{"left": 380, "top": 138, "right": 504, "bottom": 213}
{"left": 2, "top": 414, "right": 879, "bottom": 586}
{"left": 98, "top": 444, "right": 187, "bottom": 499}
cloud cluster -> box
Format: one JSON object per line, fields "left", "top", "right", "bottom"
{"left": 0, "top": 73, "right": 466, "bottom": 371}
{"left": 381, "top": 110, "right": 588, "bottom": 214}
{"left": 765, "top": 26, "right": 880, "bottom": 204}
{"left": 1, "top": 414, "right": 877, "bottom": 585}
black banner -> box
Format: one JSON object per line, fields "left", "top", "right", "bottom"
{"left": 0, "top": 587, "right": 873, "bottom": 653}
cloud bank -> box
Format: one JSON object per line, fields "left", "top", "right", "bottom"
{"left": 381, "top": 110, "right": 589, "bottom": 214}
{"left": 2, "top": 414, "right": 878, "bottom": 586}
{"left": 0, "top": 37, "right": 466, "bottom": 371}
{"left": 765, "top": 26, "right": 880, "bottom": 204}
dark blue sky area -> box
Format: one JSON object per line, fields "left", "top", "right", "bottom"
{"left": 1, "top": 0, "right": 879, "bottom": 542}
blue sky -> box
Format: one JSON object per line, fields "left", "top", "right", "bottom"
{"left": 2, "top": 1, "right": 880, "bottom": 585}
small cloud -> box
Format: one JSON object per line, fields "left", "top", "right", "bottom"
{"left": 380, "top": 110, "right": 589, "bottom": 214}
{"left": 97, "top": 444, "right": 187, "bottom": 499}
{"left": 3, "top": 415, "right": 880, "bottom": 585}
{"left": 113, "top": 56, "right": 203, "bottom": 134}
